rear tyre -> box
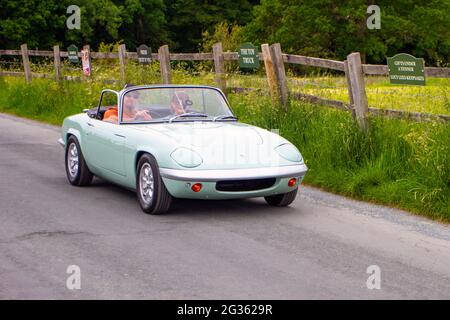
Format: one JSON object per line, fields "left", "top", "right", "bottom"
{"left": 136, "top": 153, "right": 172, "bottom": 214}
{"left": 264, "top": 188, "right": 298, "bottom": 207}
{"left": 65, "top": 135, "right": 93, "bottom": 186}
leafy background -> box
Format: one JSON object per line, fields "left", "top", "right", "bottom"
{"left": 1, "top": 0, "right": 449, "bottom": 66}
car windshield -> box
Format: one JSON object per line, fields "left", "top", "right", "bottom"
{"left": 120, "top": 87, "right": 234, "bottom": 123}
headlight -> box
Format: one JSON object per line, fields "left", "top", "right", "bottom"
{"left": 171, "top": 147, "right": 203, "bottom": 168}
{"left": 275, "top": 143, "right": 303, "bottom": 162}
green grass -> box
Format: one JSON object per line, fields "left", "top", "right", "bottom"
{"left": 0, "top": 76, "right": 449, "bottom": 221}
{"left": 0, "top": 76, "right": 114, "bottom": 124}
{"left": 285, "top": 75, "right": 450, "bottom": 115}
{"left": 229, "top": 93, "right": 450, "bottom": 221}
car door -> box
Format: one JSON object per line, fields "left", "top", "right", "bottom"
{"left": 84, "top": 90, "right": 126, "bottom": 177}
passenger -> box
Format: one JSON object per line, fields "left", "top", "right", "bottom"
{"left": 170, "top": 91, "right": 192, "bottom": 115}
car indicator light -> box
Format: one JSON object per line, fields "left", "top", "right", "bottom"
{"left": 288, "top": 178, "right": 297, "bottom": 187}
{"left": 191, "top": 183, "right": 202, "bottom": 192}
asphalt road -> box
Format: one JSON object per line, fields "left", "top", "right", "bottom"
{"left": 0, "top": 113, "right": 449, "bottom": 299}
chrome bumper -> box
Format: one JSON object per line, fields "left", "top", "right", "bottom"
{"left": 58, "top": 138, "right": 65, "bottom": 148}
{"left": 159, "top": 164, "right": 308, "bottom": 182}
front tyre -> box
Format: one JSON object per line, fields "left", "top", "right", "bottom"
{"left": 264, "top": 188, "right": 298, "bottom": 207}
{"left": 65, "top": 136, "right": 93, "bottom": 186}
{"left": 136, "top": 153, "right": 172, "bottom": 214}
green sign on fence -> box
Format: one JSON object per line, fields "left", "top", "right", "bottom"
{"left": 67, "top": 44, "right": 79, "bottom": 63}
{"left": 67, "top": 45, "right": 79, "bottom": 63}
{"left": 137, "top": 44, "right": 152, "bottom": 64}
{"left": 238, "top": 43, "right": 259, "bottom": 70}
{"left": 387, "top": 53, "right": 425, "bottom": 86}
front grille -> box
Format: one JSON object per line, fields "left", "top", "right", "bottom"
{"left": 216, "top": 178, "right": 276, "bottom": 192}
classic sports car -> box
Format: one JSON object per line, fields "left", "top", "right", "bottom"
{"left": 59, "top": 85, "right": 308, "bottom": 214}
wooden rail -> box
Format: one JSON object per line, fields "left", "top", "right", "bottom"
{"left": 291, "top": 92, "right": 351, "bottom": 111}
{"left": 362, "top": 64, "right": 450, "bottom": 78}
{"left": 368, "top": 108, "right": 450, "bottom": 122}
{"left": 283, "top": 54, "right": 345, "bottom": 71}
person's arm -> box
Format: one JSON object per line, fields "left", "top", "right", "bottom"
{"left": 103, "top": 107, "right": 119, "bottom": 123}
{"left": 104, "top": 114, "right": 118, "bottom": 123}
{"left": 134, "top": 110, "right": 152, "bottom": 120}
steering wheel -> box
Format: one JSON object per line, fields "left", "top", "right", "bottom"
{"left": 149, "top": 110, "right": 165, "bottom": 118}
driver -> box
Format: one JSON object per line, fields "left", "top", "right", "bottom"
{"left": 103, "top": 84, "right": 152, "bottom": 123}
{"left": 122, "top": 90, "right": 152, "bottom": 121}
{"left": 170, "top": 91, "right": 192, "bottom": 115}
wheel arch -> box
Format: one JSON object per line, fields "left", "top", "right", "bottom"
{"left": 66, "top": 128, "right": 82, "bottom": 146}
{"left": 65, "top": 128, "right": 95, "bottom": 175}
{"left": 135, "top": 149, "right": 173, "bottom": 214}
{"left": 134, "top": 150, "right": 158, "bottom": 178}
{"left": 135, "top": 150, "right": 148, "bottom": 171}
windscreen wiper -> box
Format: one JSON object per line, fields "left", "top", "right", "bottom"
{"left": 168, "top": 112, "right": 209, "bottom": 123}
{"left": 212, "top": 115, "right": 238, "bottom": 122}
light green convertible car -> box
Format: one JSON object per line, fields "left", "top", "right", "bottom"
{"left": 59, "top": 85, "right": 308, "bottom": 214}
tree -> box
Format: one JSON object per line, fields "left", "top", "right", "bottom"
{"left": 201, "top": 22, "right": 243, "bottom": 52}
{"left": 0, "top": 0, "right": 67, "bottom": 49}
{"left": 0, "top": 0, "right": 167, "bottom": 51}
{"left": 116, "top": 0, "right": 168, "bottom": 50}
{"left": 65, "top": 0, "right": 167, "bottom": 50}
{"left": 243, "top": 0, "right": 450, "bottom": 66}
{"left": 0, "top": 0, "right": 448, "bottom": 67}
{"left": 165, "top": 0, "right": 256, "bottom": 51}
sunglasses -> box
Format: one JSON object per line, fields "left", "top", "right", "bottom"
{"left": 174, "top": 91, "right": 192, "bottom": 107}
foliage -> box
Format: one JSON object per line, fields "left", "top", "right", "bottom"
{"left": 0, "top": 0, "right": 67, "bottom": 49}
{"left": 201, "top": 21, "right": 244, "bottom": 73}
{"left": 1, "top": 1, "right": 448, "bottom": 67}
{"left": 243, "top": 0, "right": 450, "bottom": 66}
{"left": 0, "top": 0, "right": 168, "bottom": 50}
{"left": 164, "top": 0, "right": 256, "bottom": 51}
{"left": 201, "top": 22, "right": 244, "bottom": 53}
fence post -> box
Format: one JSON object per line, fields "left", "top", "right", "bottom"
{"left": 343, "top": 60, "right": 355, "bottom": 118}
{"left": 158, "top": 45, "right": 171, "bottom": 84}
{"left": 213, "top": 42, "right": 226, "bottom": 95}
{"left": 346, "top": 52, "right": 369, "bottom": 131}
{"left": 53, "top": 45, "right": 61, "bottom": 83}
{"left": 261, "top": 43, "right": 278, "bottom": 102}
{"left": 20, "top": 44, "right": 32, "bottom": 83}
{"left": 270, "top": 43, "right": 289, "bottom": 110}
{"left": 118, "top": 44, "right": 127, "bottom": 83}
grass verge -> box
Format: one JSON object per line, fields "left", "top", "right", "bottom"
{"left": 229, "top": 93, "right": 450, "bottom": 221}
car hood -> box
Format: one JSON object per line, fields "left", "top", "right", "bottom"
{"left": 131, "top": 121, "right": 301, "bottom": 169}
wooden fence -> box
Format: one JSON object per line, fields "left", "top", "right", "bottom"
{"left": 1, "top": 43, "right": 450, "bottom": 128}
